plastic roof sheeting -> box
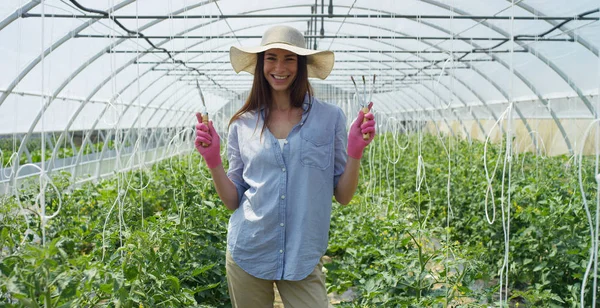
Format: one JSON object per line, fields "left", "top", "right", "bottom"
{"left": 0, "top": 0, "right": 598, "bottom": 147}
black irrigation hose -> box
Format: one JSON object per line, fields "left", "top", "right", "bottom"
{"left": 368, "top": 8, "right": 598, "bottom": 80}
{"left": 517, "top": 8, "right": 599, "bottom": 39}
{"left": 68, "top": 0, "right": 234, "bottom": 94}
{"left": 467, "top": 8, "right": 600, "bottom": 57}
{"left": 30, "top": 2, "right": 598, "bottom": 86}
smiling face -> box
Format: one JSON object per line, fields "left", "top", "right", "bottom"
{"left": 263, "top": 48, "right": 298, "bottom": 95}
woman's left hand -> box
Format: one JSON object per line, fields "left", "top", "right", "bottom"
{"left": 347, "top": 102, "right": 376, "bottom": 159}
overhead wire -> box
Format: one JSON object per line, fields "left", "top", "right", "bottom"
{"left": 214, "top": 0, "right": 241, "bottom": 46}
{"left": 67, "top": 0, "right": 230, "bottom": 93}
{"left": 327, "top": 0, "right": 357, "bottom": 50}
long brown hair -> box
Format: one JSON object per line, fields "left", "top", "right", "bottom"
{"left": 228, "top": 51, "right": 313, "bottom": 135}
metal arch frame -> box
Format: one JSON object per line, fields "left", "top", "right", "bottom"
{"left": 62, "top": 17, "right": 391, "bottom": 146}
{"left": 194, "top": 16, "right": 495, "bottom": 134}
{"left": 143, "top": 11, "right": 507, "bottom": 141}
{"left": 204, "top": 4, "right": 572, "bottom": 150}
{"left": 145, "top": 88, "right": 202, "bottom": 155}
{"left": 366, "top": 83, "right": 441, "bottom": 130}
{"left": 70, "top": 67, "right": 172, "bottom": 176}
{"left": 59, "top": 3, "right": 489, "bottom": 143}
{"left": 118, "top": 75, "right": 203, "bottom": 154}
{"left": 149, "top": 92, "right": 223, "bottom": 159}
{"left": 359, "top": 85, "right": 415, "bottom": 119}
{"left": 381, "top": 91, "right": 445, "bottom": 134}
{"left": 154, "top": 89, "right": 225, "bottom": 145}
{"left": 19, "top": 1, "right": 216, "bottom": 176}
{"left": 362, "top": 5, "right": 544, "bottom": 150}
{"left": 210, "top": 1, "right": 590, "bottom": 147}
{"left": 0, "top": 1, "right": 40, "bottom": 31}
{"left": 383, "top": 86, "right": 451, "bottom": 136}
{"left": 420, "top": 0, "right": 590, "bottom": 153}
{"left": 375, "top": 90, "right": 420, "bottom": 121}
{"left": 78, "top": 68, "right": 202, "bottom": 180}
{"left": 3, "top": 1, "right": 596, "bottom": 171}
{"left": 68, "top": 14, "right": 272, "bottom": 153}
{"left": 50, "top": 59, "right": 171, "bottom": 173}
{"left": 3, "top": 0, "right": 137, "bottom": 184}
{"left": 71, "top": 69, "right": 180, "bottom": 179}
{"left": 0, "top": 0, "right": 132, "bottom": 107}
{"left": 315, "top": 6, "right": 527, "bottom": 145}
{"left": 70, "top": 42, "right": 226, "bottom": 177}
{"left": 71, "top": 30, "right": 238, "bottom": 174}
{"left": 364, "top": 17, "right": 523, "bottom": 137}
{"left": 326, "top": 39, "right": 470, "bottom": 136}
{"left": 402, "top": 84, "right": 465, "bottom": 137}
{"left": 70, "top": 2, "right": 495, "bottom": 130}
{"left": 306, "top": 17, "right": 498, "bottom": 137}
{"left": 313, "top": 81, "right": 422, "bottom": 126}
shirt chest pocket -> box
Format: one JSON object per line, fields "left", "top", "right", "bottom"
{"left": 300, "top": 128, "right": 333, "bottom": 170}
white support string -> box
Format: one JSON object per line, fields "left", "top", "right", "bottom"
{"left": 581, "top": 15, "right": 600, "bottom": 305}
{"left": 39, "top": 0, "right": 48, "bottom": 250}
{"left": 135, "top": 0, "right": 144, "bottom": 228}
{"left": 579, "top": 119, "right": 600, "bottom": 307}
{"left": 499, "top": 1, "right": 516, "bottom": 303}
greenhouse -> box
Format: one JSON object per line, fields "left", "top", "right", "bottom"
{"left": 0, "top": 0, "right": 599, "bottom": 307}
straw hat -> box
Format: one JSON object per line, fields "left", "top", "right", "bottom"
{"left": 230, "top": 25, "right": 334, "bottom": 80}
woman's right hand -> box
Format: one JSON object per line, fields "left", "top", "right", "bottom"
{"left": 195, "top": 113, "right": 222, "bottom": 169}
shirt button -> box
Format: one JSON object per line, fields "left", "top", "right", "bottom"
{"left": 279, "top": 249, "right": 284, "bottom": 253}
{"left": 280, "top": 223, "right": 284, "bottom": 227}
{"left": 282, "top": 168, "right": 286, "bottom": 172}
{"left": 281, "top": 195, "right": 286, "bottom": 199}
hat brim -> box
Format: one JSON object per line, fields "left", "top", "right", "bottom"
{"left": 230, "top": 43, "right": 334, "bottom": 80}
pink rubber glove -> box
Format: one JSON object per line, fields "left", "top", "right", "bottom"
{"left": 347, "top": 102, "right": 376, "bottom": 159}
{"left": 195, "top": 113, "right": 222, "bottom": 169}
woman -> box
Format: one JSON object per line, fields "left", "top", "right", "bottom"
{"left": 194, "top": 25, "right": 375, "bottom": 308}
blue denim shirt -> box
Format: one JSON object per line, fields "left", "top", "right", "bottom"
{"left": 226, "top": 95, "right": 347, "bottom": 281}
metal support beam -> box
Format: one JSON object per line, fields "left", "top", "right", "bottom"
{"left": 75, "top": 34, "right": 575, "bottom": 42}
{"left": 156, "top": 67, "right": 469, "bottom": 72}
{"left": 135, "top": 59, "right": 496, "bottom": 64}
{"left": 22, "top": 12, "right": 599, "bottom": 21}
{"left": 108, "top": 49, "right": 529, "bottom": 54}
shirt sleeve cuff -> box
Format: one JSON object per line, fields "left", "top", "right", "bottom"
{"left": 333, "top": 174, "right": 341, "bottom": 189}
{"left": 231, "top": 179, "right": 247, "bottom": 204}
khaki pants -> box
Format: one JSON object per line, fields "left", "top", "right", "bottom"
{"left": 226, "top": 251, "right": 328, "bottom": 308}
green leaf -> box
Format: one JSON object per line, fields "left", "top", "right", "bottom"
{"left": 166, "top": 275, "right": 180, "bottom": 292}
{"left": 533, "top": 262, "right": 546, "bottom": 272}
{"left": 550, "top": 293, "right": 565, "bottom": 303}
{"left": 191, "top": 263, "right": 216, "bottom": 277}
{"left": 61, "top": 279, "right": 78, "bottom": 299}
{"left": 202, "top": 200, "right": 216, "bottom": 208}
{"left": 13, "top": 293, "right": 40, "bottom": 308}
{"left": 193, "top": 282, "right": 220, "bottom": 294}
{"left": 124, "top": 265, "right": 139, "bottom": 281}
{"left": 100, "top": 283, "right": 113, "bottom": 294}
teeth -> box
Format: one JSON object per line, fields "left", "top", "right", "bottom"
{"left": 273, "top": 75, "right": 287, "bottom": 80}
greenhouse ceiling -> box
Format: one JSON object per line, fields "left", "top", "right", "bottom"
{"left": 2, "top": 1, "right": 600, "bottom": 307}
{"left": 0, "top": 0, "right": 599, "bottom": 165}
